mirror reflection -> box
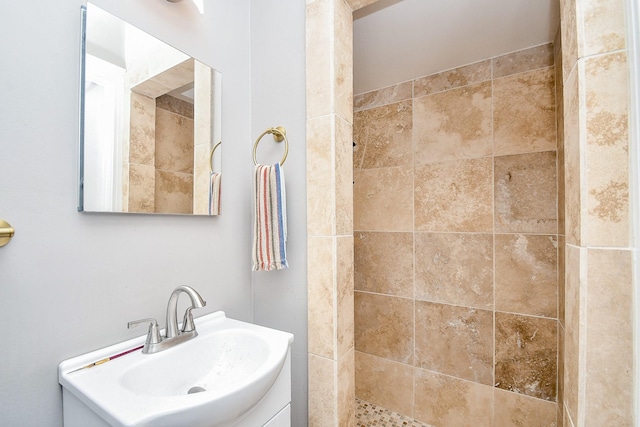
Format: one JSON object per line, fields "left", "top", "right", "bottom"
{"left": 79, "top": 3, "right": 222, "bottom": 215}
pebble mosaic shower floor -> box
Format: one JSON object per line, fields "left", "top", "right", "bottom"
{"left": 355, "top": 398, "right": 435, "bottom": 427}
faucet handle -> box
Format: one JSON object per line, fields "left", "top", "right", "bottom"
{"left": 181, "top": 307, "right": 196, "bottom": 333}
{"left": 127, "top": 318, "right": 162, "bottom": 345}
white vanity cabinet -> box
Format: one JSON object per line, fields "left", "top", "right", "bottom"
{"left": 233, "top": 351, "right": 292, "bottom": 427}
{"left": 59, "top": 311, "right": 293, "bottom": 427}
{"left": 262, "top": 405, "right": 291, "bottom": 427}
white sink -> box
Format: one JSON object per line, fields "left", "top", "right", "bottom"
{"left": 59, "top": 312, "right": 294, "bottom": 427}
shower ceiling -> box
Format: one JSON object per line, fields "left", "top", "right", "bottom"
{"left": 353, "top": 0, "right": 560, "bottom": 94}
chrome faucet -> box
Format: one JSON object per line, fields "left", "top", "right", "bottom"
{"left": 128, "top": 285, "right": 206, "bottom": 354}
{"left": 165, "top": 285, "right": 206, "bottom": 339}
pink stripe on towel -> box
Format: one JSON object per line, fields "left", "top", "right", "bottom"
{"left": 252, "top": 163, "right": 288, "bottom": 271}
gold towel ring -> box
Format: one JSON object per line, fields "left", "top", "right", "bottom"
{"left": 253, "top": 126, "right": 288, "bottom": 166}
{"left": 209, "top": 141, "right": 221, "bottom": 173}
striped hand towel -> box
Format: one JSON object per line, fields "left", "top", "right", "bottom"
{"left": 252, "top": 163, "right": 288, "bottom": 271}
{"left": 209, "top": 172, "right": 221, "bottom": 215}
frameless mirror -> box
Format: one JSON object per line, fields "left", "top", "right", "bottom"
{"left": 79, "top": 3, "right": 222, "bottom": 215}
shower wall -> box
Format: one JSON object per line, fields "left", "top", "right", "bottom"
{"left": 560, "top": 0, "right": 634, "bottom": 424}
{"left": 126, "top": 93, "right": 195, "bottom": 214}
{"left": 127, "top": 92, "right": 156, "bottom": 212}
{"left": 353, "top": 43, "right": 560, "bottom": 426}
{"left": 154, "top": 94, "right": 194, "bottom": 214}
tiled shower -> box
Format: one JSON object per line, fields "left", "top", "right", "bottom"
{"left": 127, "top": 92, "right": 195, "bottom": 213}
{"left": 353, "top": 43, "right": 562, "bottom": 426}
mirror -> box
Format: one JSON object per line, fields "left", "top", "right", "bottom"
{"left": 79, "top": 3, "right": 222, "bottom": 215}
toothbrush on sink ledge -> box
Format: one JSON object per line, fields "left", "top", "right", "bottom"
{"left": 67, "top": 345, "right": 144, "bottom": 373}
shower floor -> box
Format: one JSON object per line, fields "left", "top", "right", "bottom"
{"left": 355, "top": 398, "right": 435, "bottom": 427}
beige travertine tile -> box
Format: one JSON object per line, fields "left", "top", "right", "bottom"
{"left": 353, "top": 110, "right": 366, "bottom": 170}
{"left": 495, "top": 234, "right": 558, "bottom": 318}
{"left": 334, "top": 0, "right": 353, "bottom": 122}
{"left": 308, "top": 236, "right": 335, "bottom": 359}
{"left": 557, "top": 323, "right": 565, "bottom": 423}
{"left": 354, "top": 166, "right": 413, "bottom": 231}
{"left": 494, "top": 151, "right": 558, "bottom": 234}
{"left": 493, "top": 43, "right": 555, "bottom": 78}
{"left": 358, "top": 100, "right": 413, "bottom": 169}
{"left": 306, "top": 2, "right": 355, "bottom": 426}
{"left": 338, "top": 348, "right": 356, "bottom": 427}
{"left": 414, "top": 232, "right": 493, "bottom": 309}
{"left": 413, "top": 60, "right": 491, "bottom": 97}
{"left": 307, "top": 115, "right": 334, "bottom": 236}
{"left": 354, "top": 292, "right": 414, "bottom": 364}
{"left": 563, "top": 67, "right": 581, "bottom": 246}
{"left": 155, "top": 109, "right": 194, "bottom": 174}
{"left": 354, "top": 232, "right": 413, "bottom": 297}
{"left": 415, "top": 301, "right": 493, "bottom": 385}
{"left": 131, "top": 59, "right": 194, "bottom": 98}
{"left": 560, "top": 0, "right": 578, "bottom": 82}
{"left": 307, "top": 114, "right": 353, "bottom": 238}
{"left": 555, "top": 34, "right": 566, "bottom": 237}
{"left": 581, "top": 0, "right": 626, "bottom": 56}
{"left": 415, "top": 157, "right": 493, "bottom": 233}
{"left": 154, "top": 170, "right": 193, "bottom": 214}
{"left": 129, "top": 93, "right": 156, "bottom": 166}
{"left": 346, "top": 0, "right": 378, "bottom": 11}
{"left": 155, "top": 94, "right": 194, "bottom": 119}
{"left": 309, "top": 353, "right": 336, "bottom": 427}
{"left": 584, "top": 52, "right": 629, "bottom": 247}
{"left": 306, "top": 0, "right": 332, "bottom": 119}
{"left": 414, "top": 81, "right": 492, "bottom": 164}
{"left": 337, "top": 236, "right": 354, "bottom": 358}
{"left": 557, "top": 407, "right": 563, "bottom": 427}
{"left": 565, "top": 404, "right": 575, "bottom": 427}
{"left": 494, "top": 67, "right": 557, "bottom": 156}
{"left": 194, "top": 61, "right": 213, "bottom": 154}
{"left": 414, "top": 368, "right": 493, "bottom": 427}
{"left": 558, "top": 236, "right": 566, "bottom": 327}
{"left": 336, "top": 116, "right": 354, "bottom": 235}
{"left": 495, "top": 312, "right": 558, "bottom": 401}
{"left": 558, "top": 130, "right": 566, "bottom": 235}
{"left": 193, "top": 143, "right": 211, "bottom": 215}
{"left": 128, "top": 164, "right": 155, "bottom": 213}
{"left": 494, "top": 388, "right": 558, "bottom": 427}
{"left": 563, "top": 245, "right": 581, "bottom": 424}
{"left": 585, "top": 249, "right": 633, "bottom": 425}
{"left": 555, "top": 29, "right": 563, "bottom": 75}
{"left": 122, "top": 164, "right": 129, "bottom": 211}
{"left": 355, "top": 351, "right": 414, "bottom": 417}
{"left": 354, "top": 81, "right": 412, "bottom": 112}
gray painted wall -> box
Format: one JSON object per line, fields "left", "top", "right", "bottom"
{"left": 250, "top": 1, "right": 308, "bottom": 426}
{"left": 0, "top": 0, "right": 307, "bottom": 425}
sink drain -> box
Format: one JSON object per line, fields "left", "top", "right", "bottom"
{"left": 187, "top": 386, "right": 207, "bottom": 394}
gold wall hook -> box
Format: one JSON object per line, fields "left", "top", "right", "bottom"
{"left": 0, "top": 219, "right": 14, "bottom": 247}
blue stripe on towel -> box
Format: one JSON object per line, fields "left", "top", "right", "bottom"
{"left": 275, "top": 163, "right": 288, "bottom": 267}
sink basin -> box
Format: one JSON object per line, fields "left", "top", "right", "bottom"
{"left": 120, "top": 329, "right": 272, "bottom": 397}
{"left": 59, "top": 312, "right": 294, "bottom": 427}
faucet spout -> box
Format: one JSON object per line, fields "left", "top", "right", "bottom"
{"left": 165, "top": 285, "right": 206, "bottom": 339}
